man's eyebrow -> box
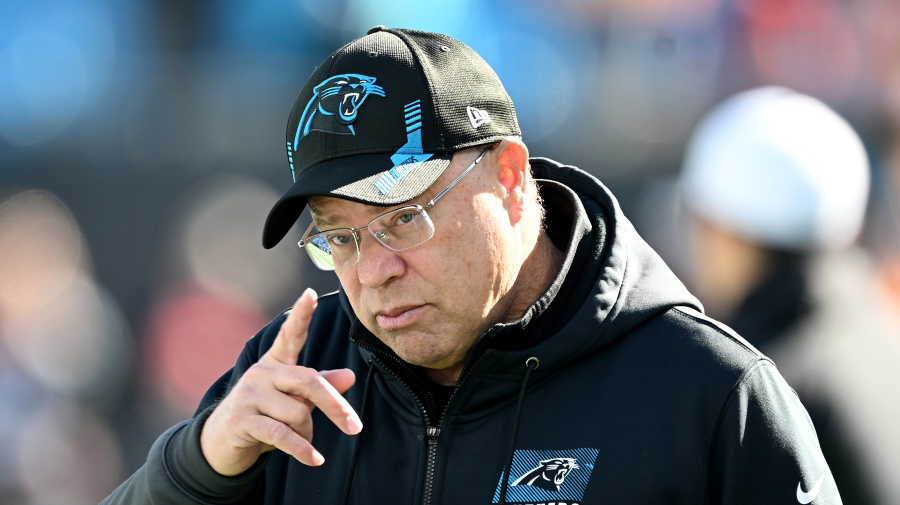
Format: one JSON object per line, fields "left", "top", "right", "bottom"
{"left": 310, "top": 200, "right": 418, "bottom": 229}
{"left": 307, "top": 201, "right": 340, "bottom": 228}
{"left": 309, "top": 212, "right": 342, "bottom": 229}
{"left": 306, "top": 200, "right": 334, "bottom": 228}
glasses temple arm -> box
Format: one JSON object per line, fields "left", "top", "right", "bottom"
{"left": 424, "top": 146, "right": 492, "bottom": 209}
{"left": 298, "top": 221, "right": 318, "bottom": 246}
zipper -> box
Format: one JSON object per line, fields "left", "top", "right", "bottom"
{"left": 422, "top": 349, "right": 493, "bottom": 505}
{"left": 356, "top": 342, "right": 442, "bottom": 505}
{"left": 422, "top": 427, "right": 441, "bottom": 505}
{"left": 353, "top": 331, "right": 495, "bottom": 505}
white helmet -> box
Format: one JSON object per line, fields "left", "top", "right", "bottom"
{"left": 680, "top": 86, "right": 870, "bottom": 251}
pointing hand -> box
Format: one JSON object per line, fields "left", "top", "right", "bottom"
{"left": 200, "top": 288, "right": 362, "bottom": 476}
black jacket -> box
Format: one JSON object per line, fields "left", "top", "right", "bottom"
{"left": 728, "top": 252, "right": 900, "bottom": 505}
{"left": 103, "top": 158, "right": 839, "bottom": 505}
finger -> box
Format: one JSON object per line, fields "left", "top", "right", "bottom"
{"left": 268, "top": 288, "right": 318, "bottom": 365}
{"left": 272, "top": 367, "right": 362, "bottom": 435}
{"left": 246, "top": 414, "right": 325, "bottom": 466}
{"left": 320, "top": 368, "right": 357, "bottom": 395}
{"left": 252, "top": 386, "right": 315, "bottom": 442}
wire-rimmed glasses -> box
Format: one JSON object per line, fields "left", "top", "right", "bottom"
{"left": 299, "top": 145, "right": 493, "bottom": 271}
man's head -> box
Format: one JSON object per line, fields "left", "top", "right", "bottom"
{"left": 678, "top": 86, "right": 870, "bottom": 316}
{"left": 308, "top": 138, "right": 545, "bottom": 382}
{"left": 264, "top": 28, "right": 557, "bottom": 383}
{"left": 680, "top": 86, "right": 870, "bottom": 253}
{"left": 262, "top": 26, "right": 521, "bottom": 249}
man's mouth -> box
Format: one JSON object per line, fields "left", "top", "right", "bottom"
{"left": 376, "top": 305, "right": 425, "bottom": 330}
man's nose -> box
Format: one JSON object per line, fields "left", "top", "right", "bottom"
{"left": 355, "top": 232, "right": 405, "bottom": 287}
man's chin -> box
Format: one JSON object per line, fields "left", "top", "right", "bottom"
{"left": 393, "top": 349, "right": 451, "bottom": 369}
{"left": 371, "top": 328, "right": 467, "bottom": 376}
{"left": 391, "top": 344, "right": 459, "bottom": 372}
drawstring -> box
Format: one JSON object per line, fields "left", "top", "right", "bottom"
{"left": 340, "top": 362, "right": 376, "bottom": 505}
{"left": 340, "top": 357, "right": 539, "bottom": 504}
{"left": 498, "top": 357, "right": 540, "bottom": 504}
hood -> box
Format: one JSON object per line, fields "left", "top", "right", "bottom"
{"left": 339, "top": 157, "right": 703, "bottom": 379}
{"left": 332, "top": 157, "right": 706, "bottom": 505}
{"left": 480, "top": 157, "right": 704, "bottom": 376}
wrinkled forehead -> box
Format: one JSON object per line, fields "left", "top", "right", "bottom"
{"left": 307, "top": 147, "right": 479, "bottom": 228}
{"left": 307, "top": 195, "right": 397, "bottom": 229}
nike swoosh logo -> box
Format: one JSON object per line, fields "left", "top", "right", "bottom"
{"left": 797, "top": 475, "right": 826, "bottom": 504}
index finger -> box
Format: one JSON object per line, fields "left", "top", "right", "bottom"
{"left": 274, "top": 368, "right": 362, "bottom": 436}
{"left": 268, "top": 288, "right": 318, "bottom": 365}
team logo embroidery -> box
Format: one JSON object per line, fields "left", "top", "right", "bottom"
{"left": 492, "top": 448, "right": 598, "bottom": 505}
{"left": 374, "top": 99, "right": 434, "bottom": 195}
{"left": 513, "top": 458, "right": 580, "bottom": 491}
{"left": 294, "top": 74, "right": 385, "bottom": 142}
{"left": 286, "top": 73, "right": 385, "bottom": 181}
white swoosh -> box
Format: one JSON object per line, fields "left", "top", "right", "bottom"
{"left": 797, "top": 475, "right": 826, "bottom": 504}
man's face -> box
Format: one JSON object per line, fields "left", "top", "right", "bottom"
{"left": 308, "top": 148, "right": 522, "bottom": 379}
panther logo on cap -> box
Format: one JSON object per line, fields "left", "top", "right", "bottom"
{"left": 294, "top": 74, "right": 385, "bottom": 145}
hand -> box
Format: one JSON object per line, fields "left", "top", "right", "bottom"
{"left": 200, "top": 288, "right": 362, "bottom": 476}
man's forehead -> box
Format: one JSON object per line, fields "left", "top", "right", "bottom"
{"left": 308, "top": 196, "right": 404, "bottom": 228}
{"left": 307, "top": 148, "right": 477, "bottom": 227}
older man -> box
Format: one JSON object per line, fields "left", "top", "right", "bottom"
{"left": 104, "top": 27, "right": 840, "bottom": 505}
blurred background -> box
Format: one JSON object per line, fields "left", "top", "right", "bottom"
{"left": 2, "top": 0, "right": 900, "bottom": 504}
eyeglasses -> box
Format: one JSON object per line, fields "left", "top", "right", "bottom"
{"left": 299, "top": 145, "right": 493, "bottom": 271}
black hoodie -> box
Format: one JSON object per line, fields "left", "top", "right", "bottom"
{"left": 103, "top": 158, "right": 839, "bottom": 505}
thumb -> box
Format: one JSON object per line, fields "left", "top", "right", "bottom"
{"left": 268, "top": 288, "right": 318, "bottom": 365}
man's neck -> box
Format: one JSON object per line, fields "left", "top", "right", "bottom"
{"left": 422, "top": 230, "right": 565, "bottom": 387}
{"left": 423, "top": 362, "right": 465, "bottom": 386}
{"left": 505, "top": 229, "right": 566, "bottom": 322}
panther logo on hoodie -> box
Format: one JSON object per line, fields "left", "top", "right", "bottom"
{"left": 492, "top": 448, "right": 598, "bottom": 504}
{"left": 512, "top": 458, "right": 580, "bottom": 491}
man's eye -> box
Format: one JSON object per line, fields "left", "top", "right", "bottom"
{"left": 395, "top": 212, "right": 417, "bottom": 225}
{"left": 327, "top": 233, "right": 354, "bottom": 246}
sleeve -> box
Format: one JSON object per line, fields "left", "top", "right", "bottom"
{"left": 709, "top": 360, "right": 842, "bottom": 505}
{"left": 100, "top": 315, "right": 288, "bottom": 504}
{"left": 100, "top": 406, "right": 268, "bottom": 505}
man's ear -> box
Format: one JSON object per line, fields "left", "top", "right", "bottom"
{"left": 496, "top": 137, "right": 529, "bottom": 197}
{"left": 494, "top": 137, "right": 530, "bottom": 222}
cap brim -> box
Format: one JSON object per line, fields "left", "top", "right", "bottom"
{"left": 262, "top": 152, "right": 453, "bottom": 249}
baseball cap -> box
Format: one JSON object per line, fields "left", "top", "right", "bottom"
{"left": 262, "top": 26, "right": 521, "bottom": 249}
{"left": 680, "top": 86, "right": 870, "bottom": 252}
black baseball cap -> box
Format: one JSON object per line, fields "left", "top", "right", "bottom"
{"left": 262, "top": 26, "right": 521, "bottom": 248}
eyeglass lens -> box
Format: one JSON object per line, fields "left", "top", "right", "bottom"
{"left": 302, "top": 206, "right": 436, "bottom": 270}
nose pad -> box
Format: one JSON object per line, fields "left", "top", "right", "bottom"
{"left": 373, "top": 230, "right": 390, "bottom": 244}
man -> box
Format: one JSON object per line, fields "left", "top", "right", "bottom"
{"left": 103, "top": 27, "right": 840, "bottom": 504}
{"left": 679, "top": 86, "right": 900, "bottom": 505}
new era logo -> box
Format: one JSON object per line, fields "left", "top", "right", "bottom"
{"left": 467, "top": 106, "right": 492, "bottom": 129}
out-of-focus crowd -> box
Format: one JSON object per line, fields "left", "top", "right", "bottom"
{"left": 2, "top": 1, "right": 899, "bottom": 504}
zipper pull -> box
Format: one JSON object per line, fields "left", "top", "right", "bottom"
{"left": 426, "top": 426, "right": 441, "bottom": 445}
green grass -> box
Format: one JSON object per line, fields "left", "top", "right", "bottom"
{"left": 306, "top": 245, "right": 336, "bottom": 269}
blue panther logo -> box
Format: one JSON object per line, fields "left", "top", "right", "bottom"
{"left": 294, "top": 74, "right": 385, "bottom": 144}
{"left": 512, "top": 458, "right": 580, "bottom": 492}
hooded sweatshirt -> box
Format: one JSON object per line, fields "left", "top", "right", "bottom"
{"left": 103, "top": 158, "right": 839, "bottom": 505}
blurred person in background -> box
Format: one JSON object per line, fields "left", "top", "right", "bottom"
{"left": 0, "top": 189, "right": 130, "bottom": 505}
{"left": 680, "top": 86, "right": 900, "bottom": 505}
{"left": 103, "top": 28, "right": 841, "bottom": 505}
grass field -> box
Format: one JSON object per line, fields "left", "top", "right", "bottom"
{"left": 306, "top": 243, "right": 336, "bottom": 268}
